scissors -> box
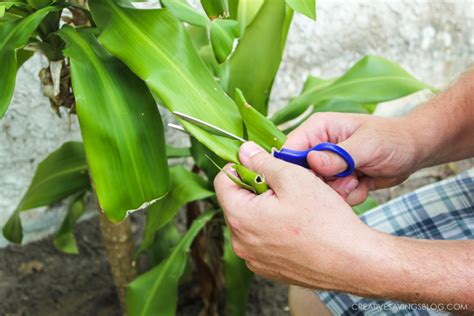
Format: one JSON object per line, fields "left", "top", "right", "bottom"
{"left": 169, "top": 112, "right": 355, "bottom": 178}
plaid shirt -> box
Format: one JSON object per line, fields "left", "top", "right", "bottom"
{"left": 318, "top": 169, "right": 474, "bottom": 316}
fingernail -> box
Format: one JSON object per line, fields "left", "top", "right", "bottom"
{"left": 344, "top": 178, "right": 358, "bottom": 193}
{"left": 316, "top": 152, "right": 330, "bottom": 167}
{"left": 240, "top": 141, "right": 263, "bottom": 158}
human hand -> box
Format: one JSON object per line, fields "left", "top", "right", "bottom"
{"left": 214, "top": 142, "right": 381, "bottom": 289}
{"left": 285, "top": 113, "right": 420, "bottom": 205}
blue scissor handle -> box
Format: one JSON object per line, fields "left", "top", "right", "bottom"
{"left": 272, "top": 142, "right": 355, "bottom": 177}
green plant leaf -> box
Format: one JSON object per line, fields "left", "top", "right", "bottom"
{"left": 0, "top": 5, "right": 58, "bottom": 117}
{"left": 2, "top": 210, "right": 22, "bottom": 243}
{"left": 166, "top": 145, "right": 191, "bottom": 158}
{"left": 2, "top": 141, "right": 90, "bottom": 243}
{"left": 224, "top": 227, "right": 253, "bottom": 316}
{"left": 205, "top": 154, "right": 264, "bottom": 194}
{"left": 28, "top": 0, "right": 52, "bottom": 9}
{"left": 285, "top": 0, "right": 316, "bottom": 20}
{"left": 190, "top": 137, "right": 226, "bottom": 181}
{"left": 235, "top": 89, "right": 285, "bottom": 151}
{"left": 57, "top": 26, "right": 170, "bottom": 223}
{"left": 89, "top": 0, "right": 243, "bottom": 163}
{"left": 228, "top": 0, "right": 239, "bottom": 19}
{"left": 222, "top": 0, "right": 289, "bottom": 114}
{"left": 210, "top": 18, "right": 239, "bottom": 63}
{"left": 146, "top": 221, "right": 182, "bottom": 266}
{"left": 200, "top": 0, "right": 225, "bottom": 18}
{"left": 233, "top": 164, "right": 268, "bottom": 194}
{"left": 353, "top": 195, "right": 377, "bottom": 215}
{"left": 161, "top": 0, "right": 210, "bottom": 27}
{"left": 282, "top": 99, "right": 371, "bottom": 134}
{"left": 271, "top": 55, "right": 433, "bottom": 125}
{"left": 301, "top": 74, "right": 337, "bottom": 93}
{"left": 127, "top": 209, "right": 217, "bottom": 316}
{"left": 16, "top": 48, "right": 34, "bottom": 68}
{"left": 53, "top": 194, "right": 86, "bottom": 254}
{"left": 138, "top": 166, "right": 214, "bottom": 255}
{"left": 236, "top": 0, "right": 263, "bottom": 32}
{"left": 187, "top": 24, "right": 221, "bottom": 76}
{"left": 17, "top": 141, "right": 89, "bottom": 210}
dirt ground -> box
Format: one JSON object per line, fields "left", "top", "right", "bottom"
{"left": 0, "top": 215, "right": 290, "bottom": 316}
{"left": 0, "top": 161, "right": 471, "bottom": 316}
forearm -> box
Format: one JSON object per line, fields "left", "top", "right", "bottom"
{"left": 403, "top": 69, "right": 474, "bottom": 169}
{"left": 354, "top": 231, "right": 474, "bottom": 310}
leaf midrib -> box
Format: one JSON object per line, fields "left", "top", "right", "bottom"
{"left": 108, "top": 3, "right": 237, "bottom": 132}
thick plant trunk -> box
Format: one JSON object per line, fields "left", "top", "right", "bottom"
{"left": 98, "top": 212, "right": 137, "bottom": 313}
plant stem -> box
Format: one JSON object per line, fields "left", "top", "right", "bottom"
{"left": 98, "top": 212, "right": 137, "bottom": 313}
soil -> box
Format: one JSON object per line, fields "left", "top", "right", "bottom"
{"left": 0, "top": 161, "right": 471, "bottom": 316}
{"left": 0, "top": 212, "right": 290, "bottom": 316}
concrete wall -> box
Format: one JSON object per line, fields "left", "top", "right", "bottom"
{"left": 1, "top": 0, "right": 473, "bottom": 246}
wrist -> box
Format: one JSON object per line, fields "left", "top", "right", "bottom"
{"left": 336, "top": 227, "right": 407, "bottom": 298}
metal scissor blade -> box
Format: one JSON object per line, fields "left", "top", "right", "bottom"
{"left": 173, "top": 111, "right": 246, "bottom": 143}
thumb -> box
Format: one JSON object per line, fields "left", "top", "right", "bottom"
{"left": 307, "top": 135, "right": 369, "bottom": 177}
{"left": 239, "top": 141, "right": 301, "bottom": 194}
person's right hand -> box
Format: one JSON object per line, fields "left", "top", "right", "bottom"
{"left": 285, "top": 112, "right": 421, "bottom": 205}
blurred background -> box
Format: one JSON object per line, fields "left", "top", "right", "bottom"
{"left": 1, "top": 0, "right": 473, "bottom": 315}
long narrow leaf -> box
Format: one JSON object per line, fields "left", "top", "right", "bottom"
{"left": 210, "top": 18, "right": 239, "bottom": 63}
{"left": 285, "top": 0, "right": 316, "bottom": 20}
{"left": 162, "top": 0, "right": 210, "bottom": 27}
{"left": 138, "top": 166, "right": 214, "bottom": 255}
{"left": 58, "top": 26, "right": 170, "bottom": 223}
{"left": 0, "top": 5, "right": 58, "bottom": 117}
{"left": 127, "top": 209, "right": 217, "bottom": 316}
{"left": 89, "top": 0, "right": 243, "bottom": 162}
{"left": 200, "top": 0, "right": 225, "bottom": 18}
{"left": 53, "top": 194, "right": 86, "bottom": 254}
{"left": 272, "top": 55, "right": 433, "bottom": 125}
{"left": 2, "top": 141, "right": 90, "bottom": 243}
{"left": 222, "top": 0, "right": 288, "bottom": 114}
{"left": 235, "top": 89, "right": 285, "bottom": 151}
{"left": 236, "top": 0, "right": 263, "bottom": 33}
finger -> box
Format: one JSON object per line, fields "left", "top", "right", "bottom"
{"left": 284, "top": 116, "right": 328, "bottom": 150}
{"left": 307, "top": 150, "right": 351, "bottom": 177}
{"left": 346, "top": 177, "right": 371, "bottom": 206}
{"left": 239, "top": 141, "right": 305, "bottom": 195}
{"left": 214, "top": 164, "right": 256, "bottom": 218}
{"left": 328, "top": 175, "right": 359, "bottom": 199}
{"left": 306, "top": 126, "right": 373, "bottom": 177}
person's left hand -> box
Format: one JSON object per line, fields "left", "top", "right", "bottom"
{"left": 214, "top": 141, "right": 379, "bottom": 289}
